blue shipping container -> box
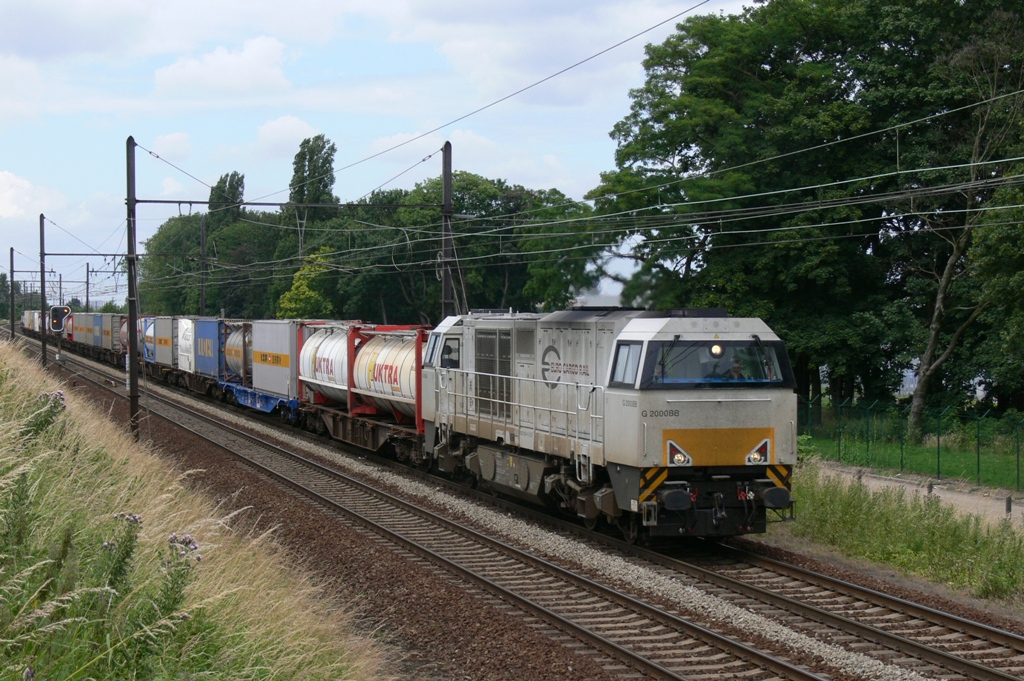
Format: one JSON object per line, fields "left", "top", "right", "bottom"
{"left": 143, "top": 317, "right": 156, "bottom": 363}
{"left": 194, "top": 318, "right": 226, "bottom": 379}
{"left": 92, "top": 314, "right": 104, "bottom": 348}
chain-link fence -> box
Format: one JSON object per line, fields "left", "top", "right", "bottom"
{"left": 798, "top": 396, "right": 1024, "bottom": 489}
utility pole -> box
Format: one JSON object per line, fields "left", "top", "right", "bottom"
{"left": 441, "top": 141, "right": 454, "bottom": 319}
{"left": 85, "top": 262, "right": 89, "bottom": 312}
{"left": 8, "top": 248, "right": 14, "bottom": 341}
{"left": 125, "top": 137, "right": 140, "bottom": 440}
{"left": 39, "top": 214, "right": 47, "bottom": 367}
{"left": 200, "top": 214, "right": 207, "bottom": 316}
{"left": 59, "top": 273, "right": 63, "bottom": 305}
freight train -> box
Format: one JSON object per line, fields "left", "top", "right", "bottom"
{"left": 21, "top": 307, "right": 798, "bottom": 541}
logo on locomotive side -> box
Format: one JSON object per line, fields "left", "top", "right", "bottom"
{"left": 541, "top": 345, "right": 561, "bottom": 387}
{"left": 541, "top": 344, "right": 591, "bottom": 388}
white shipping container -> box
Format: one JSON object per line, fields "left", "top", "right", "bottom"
{"left": 251, "top": 320, "right": 299, "bottom": 399}
{"left": 177, "top": 318, "right": 196, "bottom": 374}
{"left": 74, "top": 313, "right": 95, "bottom": 345}
{"left": 154, "top": 316, "right": 178, "bottom": 367}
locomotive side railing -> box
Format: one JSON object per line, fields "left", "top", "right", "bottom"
{"left": 435, "top": 368, "right": 605, "bottom": 457}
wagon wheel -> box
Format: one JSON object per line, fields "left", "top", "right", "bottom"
{"left": 616, "top": 516, "right": 639, "bottom": 544}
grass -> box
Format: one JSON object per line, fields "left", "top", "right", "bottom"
{"left": 773, "top": 451, "right": 1024, "bottom": 604}
{"left": 0, "top": 343, "right": 391, "bottom": 680}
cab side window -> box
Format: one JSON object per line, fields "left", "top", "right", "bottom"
{"left": 440, "top": 339, "right": 460, "bottom": 369}
{"left": 609, "top": 341, "right": 642, "bottom": 388}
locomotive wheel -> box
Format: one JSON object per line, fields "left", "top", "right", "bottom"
{"left": 583, "top": 515, "right": 599, "bottom": 531}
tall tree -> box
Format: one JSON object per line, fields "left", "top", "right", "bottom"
{"left": 867, "top": 7, "right": 1024, "bottom": 432}
{"left": 207, "top": 171, "right": 245, "bottom": 231}
{"left": 590, "top": 0, "right": 902, "bottom": 405}
{"left": 139, "top": 215, "right": 203, "bottom": 315}
{"left": 288, "top": 134, "right": 339, "bottom": 241}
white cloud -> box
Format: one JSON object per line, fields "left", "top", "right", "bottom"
{"left": 255, "top": 116, "right": 320, "bottom": 159}
{"left": 0, "top": 0, "right": 359, "bottom": 60}
{"left": 151, "top": 133, "right": 191, "bottom": 163}
{"left": 154, "top": 36, "right": 291, "bottom": 96}
{"left": 160, "top": 177, "right": 185, "bottom": 198}
{"left": 0, "top": 171, "right": 65, "bottom": 219}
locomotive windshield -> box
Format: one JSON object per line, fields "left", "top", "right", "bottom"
{"left": 636, "top": 338, "right": 795, "bottom": 389}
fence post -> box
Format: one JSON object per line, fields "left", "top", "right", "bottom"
{"left": 1017, "top": 416, "right": 1024, "bottom": 492}
{"left": 936, "top": 407, "right": 951, "bottom": 481}
{"left": 899, "top": 405, "right": 911, "bottom": 473}
{"left": 864, "top": 400, "right": 878, "bottom": 465}
{"left": 971, "top": 409, "right": 990, "bottom": 483}
{"left": 804, "top": 395, "right": 811, "bottom": 436}
{"left": 837, "top": 398, "right": 850, "bottom": 463}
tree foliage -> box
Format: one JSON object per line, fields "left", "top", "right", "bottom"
{"left": 586, "top": 0, "right": 1024, "bottom": 420}
{"left": 139, "top": 139, "right": 594, "bottom": 326}
{"left": 277, "top": 248, "right": 336, "bottom": 319}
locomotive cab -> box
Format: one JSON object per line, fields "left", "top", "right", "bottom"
{"left": 603, "top": 316, "right": 798, "bottom": 537}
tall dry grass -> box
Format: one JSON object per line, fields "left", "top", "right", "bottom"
{"left": 0, "top": 342, "right": 393, "bottom": 679}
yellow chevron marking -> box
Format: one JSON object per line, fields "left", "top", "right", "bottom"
{"left": 639, "top": 467, "right": 668, "bottom": 504}
{"left": 767, "top": 465, "right": 792, "bottom": 490}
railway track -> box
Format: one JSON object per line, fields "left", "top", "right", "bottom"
{"left": 697, "top": 544, "right": 1024, "bottom": 679}
{"left": 20, "top": 337, "right": 1024, "bottom": 680}
{"left": 45, "top": 347, "right": 824, "bottom": 680}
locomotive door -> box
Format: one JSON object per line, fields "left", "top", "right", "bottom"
{"left": 435, "top": 335, "right": 464, "bottom": 435}
{"left": 514, "top": 323, "right": 537, "bottom": 450}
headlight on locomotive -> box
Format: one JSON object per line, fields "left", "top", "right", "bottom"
{"left": 745, "top": 439, "right": 770, "bottom": 465}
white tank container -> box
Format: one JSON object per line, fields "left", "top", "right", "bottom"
{"left": 352, "top": 335, "right": 420, "bottom": 417}
{"left": 298, "top": 326, "right": 352, "bottom": 403}
{"left": 225, "top": 326, "right": 252, "bottom": 379}
{"left": 119, "top": 317, "right": 145, "bottom": 353}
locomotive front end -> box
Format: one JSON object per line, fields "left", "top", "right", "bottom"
{"left": 604, "top": 316, "right": 797, "bottom": 537}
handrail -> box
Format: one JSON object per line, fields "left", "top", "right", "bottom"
{"left": 435, "top": 368, "right": 605, "bottom": 452}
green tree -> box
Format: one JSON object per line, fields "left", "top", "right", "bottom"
{"left": 0, "top": 272, "right": 10, "bottom": 320}
{"left": 590, "top": 0, "right": 901, "bottom": 404}
{"left": 288, "top": 134, "right": 339, "bottom": 235}
{"left": 277, "top": 248, "right": 336, "bottom": 319}
{"left": 965, "top": 178, "right": 1024, "bottom": 411}
{"left": 330, "top": 174, "right": 597, "bottom": 325}
{"left": 588, "top": 0, "right": 1024, "bottom": 423}
{"left": 207, "top": 171, "right": 245, "bottom": 231}
{"left": 139, "top": 215, "right": 203, "bottom": 315}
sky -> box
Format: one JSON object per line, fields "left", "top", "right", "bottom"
{"left": 1, "top": 0, "right": 748, "bottom": 307}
